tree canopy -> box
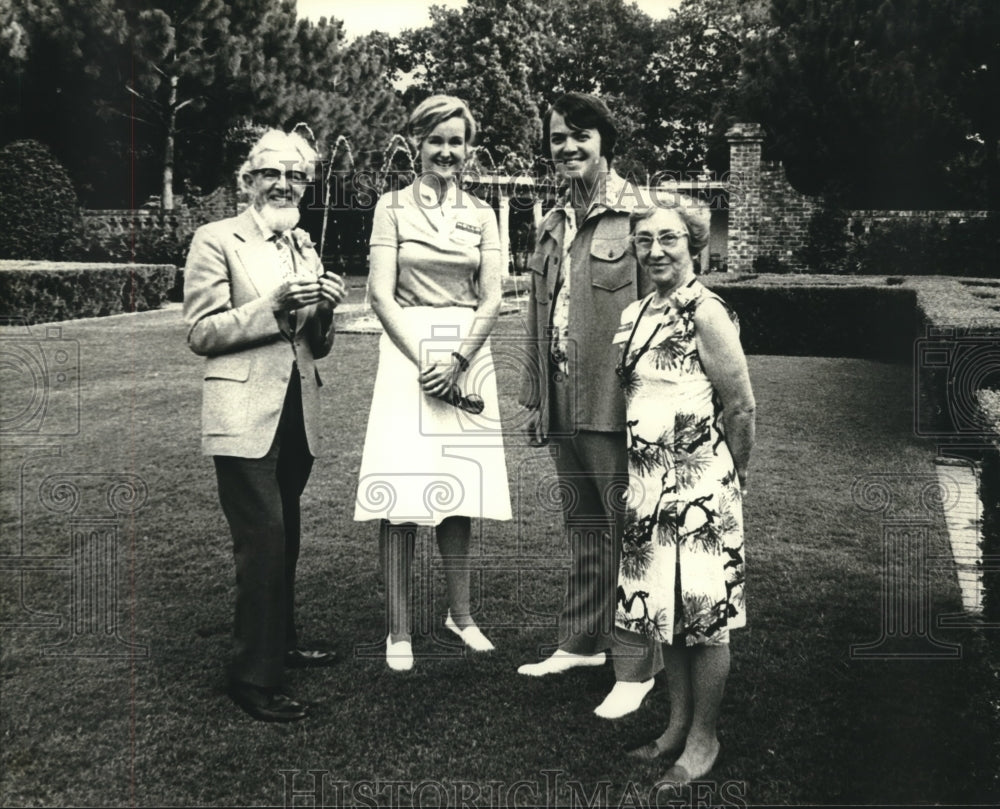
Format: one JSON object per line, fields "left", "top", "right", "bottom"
{"left": 738, "top": 0, "right": 999, "bottom": 207}
{"left": 1, "top": 0, "right": 993, "bottom": 210}
{"left": 0, "top": 0, "right": 405, "bottom": 207}
{"left": 395, "top": 0, "right": 761, "bottom": 179}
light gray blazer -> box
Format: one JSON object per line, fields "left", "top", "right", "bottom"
{"left": 183, "top": 208, "right": 334, "bottom": 458}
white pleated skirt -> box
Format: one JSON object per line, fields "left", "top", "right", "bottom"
{"left": 354, "top": 306, "right": 513, "bottom": 526}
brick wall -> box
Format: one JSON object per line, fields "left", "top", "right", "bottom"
{"left": 725, "top": 123, "right": 764, "bottom": 273}
{"left": 756, "top": 160, "right": 821, "bottom": 271}
{"left": 848, "top": 209, "right": 990, "bottom": 235}
{"left": 726, "top": 123, "right": 989, "bottom": 272}
{"left": 726, "top": 122, "right": 821, "bottom": 272}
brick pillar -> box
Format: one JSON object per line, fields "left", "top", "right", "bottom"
{"left": 726, "top": 123, "right": 764, "bottom": 273}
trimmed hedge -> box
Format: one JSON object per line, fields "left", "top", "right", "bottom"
{"left": 0, "top": 140, "right": 82, "bottom": 261}
{"left": 978, "top": 390, "right": 1000, "bottom": 622}
{"left": 703, "top": 273, "right": 1000, "bottom": 433}
{"left": 0, "top": 261, "right": 177, "bottom": 324}
{"left": 702, "top": 272, "right": 1000, "bottom": 617}
{"left": 705, "top": 283, "right": 919, "bottom": 362}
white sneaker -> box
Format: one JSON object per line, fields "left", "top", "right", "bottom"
{"left": 445, "top": 611, "right": 495, "bottom": 652}
{"left": 385, "top": 635, "right": 413, "bottom": 671}
{"left": 593, "top": 678, "right": 654, "bottom": 719}
{"left": 517, "top": 649, "right": 607, "bottom": 676}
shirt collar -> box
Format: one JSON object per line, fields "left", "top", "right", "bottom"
{"left": 598, "top": 170, "right": 635, "bottom": 214}
{"left": 545, "top": 170, "right": 636, "bottom": 233}
{"left": 414, "top": 179, "right": 459, "bottom": 210}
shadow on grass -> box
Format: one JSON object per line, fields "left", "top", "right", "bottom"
{"left": 0, "top": 309, "right": 997, "bottom": 806}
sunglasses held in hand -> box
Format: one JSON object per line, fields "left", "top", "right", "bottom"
{"left": 442, "top": 385, "right": 485, "bottom": 415}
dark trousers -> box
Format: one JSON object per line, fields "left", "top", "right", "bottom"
{"left": 214, "top": 373, "right": 313, "bottom": 689}
{"left": 548, "top": 430, "right": 627, "bottom": 655}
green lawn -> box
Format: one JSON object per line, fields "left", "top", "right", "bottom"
{"left": 1, "top": 304, "right": 998, "bottom": 807}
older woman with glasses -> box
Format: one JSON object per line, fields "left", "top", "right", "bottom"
{"left": 594, "top": 200, "right": 755, "bottom": 786}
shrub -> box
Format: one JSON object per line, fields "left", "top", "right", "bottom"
{"left": 752, "top": 253, "right": 793, "bottom": 274}
{"left": 798, "top": 206, "right": 851, "bottom": 273}
{"left": 851, "top": 218, "right": 944, "bottom": 275}
{"left": 0, "top": 263, "right": 177, "bottom": 324}
{"left": 0, "top": 140, "right": 83, "bottom": 260}
{"left": 848, "top": 216, "right": 1000, "bottom": 277}
{"left": 710, "top": 283, "right": 919, "bottom": 363}
{"left": 69, "top": 217, "right": 193, "bottom": 266}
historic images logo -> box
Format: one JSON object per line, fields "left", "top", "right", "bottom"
{"left": 0, "top": 319, "right": 80, "bottom": 437}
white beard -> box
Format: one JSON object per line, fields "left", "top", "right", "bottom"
{"left": 259, "top": 203, "right": 300, "bottom": 233}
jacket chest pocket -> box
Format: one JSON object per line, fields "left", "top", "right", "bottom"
{"left": 590, "top": 237, "right": 633, "bottom": 292}
{"left": 528, "top": 252, "right": 554, "bottom": 304}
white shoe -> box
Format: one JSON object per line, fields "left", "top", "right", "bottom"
{"left": 517, "top": 649, "right": 607, "bottom": 676}
{"left": 593, "top": 678, "right": 654, "bottom": 719}
{"left": 385, "top": 636, "right": 413, "bottom": 671}
{"left": 445, "top": 611, "right": 495, "bottom": 652}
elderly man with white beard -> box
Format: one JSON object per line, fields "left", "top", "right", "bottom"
{"left": 183, "top": 128, "right": 347, "bottom": 722}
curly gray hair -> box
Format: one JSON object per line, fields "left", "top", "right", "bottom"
{"left": 630, "top": 196, "right": 711, "bottom": 257}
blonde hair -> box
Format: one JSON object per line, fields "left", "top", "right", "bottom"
{"left": 406, "top": 95, "right": 478, "bottom": 149}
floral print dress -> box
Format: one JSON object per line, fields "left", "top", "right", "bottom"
{"left": 614, "top": 279, "right": 745, "bottom": 646}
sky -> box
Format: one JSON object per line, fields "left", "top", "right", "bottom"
{"left": 297, "top": 0, "right": 683, "bottom": 39}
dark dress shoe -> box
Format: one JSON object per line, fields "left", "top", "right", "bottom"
{"left": 228, "top": 682, "right": 307, "bottom": 722}
{"left": 285, "top": 648, "right": 339, "bottom": 668}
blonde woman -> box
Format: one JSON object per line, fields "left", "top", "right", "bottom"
{"left": 354, "top": 96, "right": 512, "bottom": 671}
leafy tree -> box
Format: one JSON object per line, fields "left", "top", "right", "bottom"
{"left": 316, "top": 30, "right": 406, "bottom": 170}
{"left": 738, "top": 0, "right": 999, "bottom": 208}
{"left": 394, "top": 0, "right": 764, "bottom": 178}
{"left": 124, "top": 0, "right": 254, "bottom": 209}
{"left": 645, "top": 0, "right": 768, "bottom": 174}
{"left": 0, "top": 0, "right": 133, "bottom": 206}
{"left": 944, "top": 0, "right": 1000, "bottom": 209}
{"left": 396, "top": 0, "right": 550, "bottom": 160}
{"left": 0, "top": 0, "right": 405, "bottom": 207}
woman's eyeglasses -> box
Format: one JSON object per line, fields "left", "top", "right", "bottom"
{"left": 632, "top": 231, "right": 688, "bottom": 251}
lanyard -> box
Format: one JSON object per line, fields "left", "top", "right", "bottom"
{"left": 619, "top": 296, "right": 668, "bottom": 380}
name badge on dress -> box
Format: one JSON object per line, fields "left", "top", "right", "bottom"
{"left": 450, "top": 220, "right": 482, "bottom": 247}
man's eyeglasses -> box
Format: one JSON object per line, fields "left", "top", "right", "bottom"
{"left": 251, "top": 168, "right": 309, "bottom": 184}
{"left": 632, "top": 231, "right": 688, "bottom": 251}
